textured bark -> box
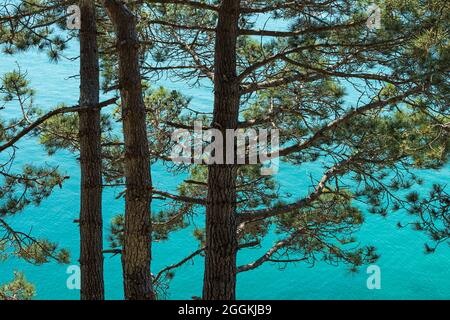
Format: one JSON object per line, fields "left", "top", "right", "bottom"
{"left": 203, "top": 0, "right": 240, "bottom": 300}
{"left": 78, "top": 0, "right": 104, "bottom": 300}
{"left": 104, "top": 0, "right": 155, "bottom": 300}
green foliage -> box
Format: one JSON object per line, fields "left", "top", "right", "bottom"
{"left": 143, "top": 0, "right": 449, "bottom": 283}
{"left": 0, "top": 69, "right": 70, "bottom": 271}
{"left": 39, "top": 111, "right": 79, "bottom": 154}
{"left": 108, "top": 214, "right": 124, "bottom": 251}
{"left": 0, "top": 0, "right": 75, "bottom": 61}
{"left": 1, "top": 70, "right": 35, "bottom": 101}
{"left": 145, "top": 86, "right": 192, "bottom": 164}
{"left": 0, "top": 218, "right": 70, "bottom": 264}
{"left": 271, "top": 190, "right": 379, "bottom": 270}
{"left": 0, "top": 165, "right": 67, "bottom": 216}
{"left": 401, "top": 184, "right": 449, "bottom": 252}
{"left": 0, "top": 272, "right": 35, "bottom": 300}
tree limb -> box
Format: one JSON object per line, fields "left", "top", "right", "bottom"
{"left": 0, "top": 97, "right": 118, "bottom": 153}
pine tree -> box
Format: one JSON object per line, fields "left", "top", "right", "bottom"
{"left": 103, "top": 0, "right": 155, "bottom": 300}
{"left": 143, "top": 0, "right": 449, "bottom": 299}
{"left": 1, "top": 0, "right": 448, "bottom": 301}
{"left": 78, "top": 0, "right": 104, "bottom": 300}
{"left": 0, "top": 0, "right": 186, "bottom": 300}
{"left": 0, "top": 0, "right": 112, "bottom": 299}
{"left": 0, "top": 70, "right": 70, "bottom": 300}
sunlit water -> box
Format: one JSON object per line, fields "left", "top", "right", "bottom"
{"left": 0, "top": 42, "right": 448, "bottom": 300}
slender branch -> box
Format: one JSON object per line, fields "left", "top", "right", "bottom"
{"left": 154, "top": 240, "right": 261, "bottom": 282}
{"left": 154, "top": 247, "right": 205, "bottom": 283}
{"left": 240, "top": 1, "right": 302, "bottom": 14}
{"left": 237, "top": 157, "right": 354, "bottom": 223}
{"left": 241, "top": 73, "right": 321, "bottom": 94}
{"left": 239, "top": 20, "right": 365, "bottom": 37}
{"left": 153, "top": 189, "right": 207, "bottom": 205}
{"left": 0, "top": 1, "right": 72, "bottom": 23}
{"left": 280, "top": 56, "right": 406, "bottom": 85}
{"left": 0, "top": 97, "right": 118, "bottom": 153}
{"left": 276, "top": 86, "right": 425, "bottom": 158}
{"left": 144, "top": 0, "right": 219, "bottom": 12}
{"left": 237, "top": 228, "right": 305, "bottom": 273}
{"left": 148, "top": 19, "right": 215, "bottom": 33}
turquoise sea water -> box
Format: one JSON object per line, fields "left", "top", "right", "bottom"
{"left": 0, "top": 42, "right": 449, "bottom": 300}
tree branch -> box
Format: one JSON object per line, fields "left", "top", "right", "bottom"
{"left": 153, "top": 189, "right": 207, "bottom": 205}
{"left": 237, "top": 157, "right": 354, "bottom": 223}
{"left": 0, "top": 98, "right": 118, "bottom": 153}
{"left": 237, "top": 228, "right": 305, "bottom": 273}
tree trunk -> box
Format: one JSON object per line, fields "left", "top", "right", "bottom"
{"left": 104, "top": 0, "right": 155, "bottom": 300}
{"left": 78, "top": 0, "right": 104, "bottom": 300}
{"left": 203, "top": 0, "right": 240, "bottom": 300}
